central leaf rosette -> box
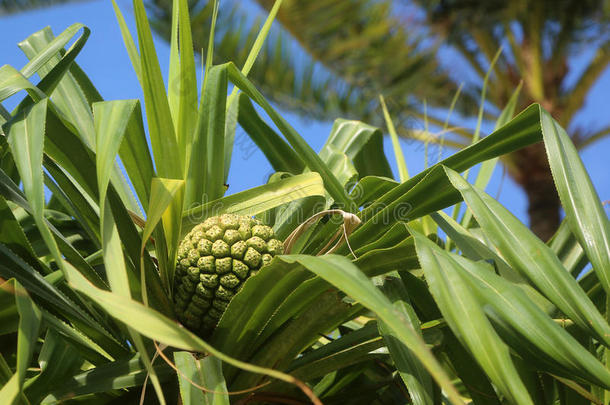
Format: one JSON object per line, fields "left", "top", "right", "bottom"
{"left": 174, "top": 214, "right": 284, "bottom": 335}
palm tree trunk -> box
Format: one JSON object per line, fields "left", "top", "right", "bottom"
{"left": 523, "top": 171, "right": 561, "bottom": 241}
{"left": 512, "top": 143, "right": 561, "bottom": 241}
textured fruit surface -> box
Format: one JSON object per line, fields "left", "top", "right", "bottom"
{"left": 174, "top": 214, "right": 283, "bottom": 335}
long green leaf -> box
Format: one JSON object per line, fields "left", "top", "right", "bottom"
{"left": 132, "top": 0, "right": 181, "bottom": 180}
{"left": 380, "top": 94, "right": 409, "bottom": 181}
{"left": 175, "top": 351, "right": 207, "bottom": 405}
{"left": 42, "top": 168, "right": 101, "bottom": 246}
{"left": 94, "top": 100, "right": 166, "bottom": 404}
{"left": 474, "top": 81, "right": 522, "bottom": 190}
{"left": 540, "top": 110, "right": 610, "bottom": 291}
{"left": 167, "top": 0, "right": 180, "bottom": 129}
{"left": 19, "top": 28, "right": 93, "bottom": 147}
{"left": 46, "top": 354, "right": 173, "bottom": 401}
{"left": 182, "top": 172, "right": 325, "bottom": 233}
{"left": 351, "top": 176, "right": 398, "bottom": 207}
{"left": 188, "top": 64, "right": 227, "bottom": 204}
{"left": 18, "top": 23, "right": 87, "bottom": 79}
{"left": 411, "top": 230, "right": 534, "bottom": 405}
{"left": 176, "top": 0, "right": 197, "bottom": 168}
{"left": 237, "top": 92, "right": 304, "bottom": 174}
{"left": 15, "top": 280, "right": 42, "bottom": 382}
{"left": 142, "top": 178, "right": 185, "bottom": 296}
{"left": 13, "top": 26, "right": 90, "bottom": 116}
{"left": 174, "top": 353, "right": 232, "bottom": 405}
{"left": 0, "top": 65, "right": 45, "bottom": 102}
{"left": 454, "top": 253, "right": 610, "bottom": 388}
{"left": 432, "top": 211, "right": 522, "bottom": 282}
{"left": 118, "top": 100, "right": 155, "bottom": 211}
{"left": 345, "top": 165, "right": 461, "bottom": 252}
{"left": 111, "top": 0, "right": 142, "bottom": 83}
{"left": 0, "top": 281, "right": 42, "bottom": 404}
{"left": 223, "top": 63, "right": 356, "bottom": 211}
{"left": 325, "top": 118, "right": 392, "bottom": 179}
{"left": 319, "top": 144, "right": 358, "bottom": 188}
{"left": 94, "top": 99, "right": 134, "bottom": 298}
{"left": 6, "top": 99, "right": 47, "bottom": 217}
{"left": 41, "top": 105, "right": 99, "bottom": 200}
{"left": 224, "top": 0, "right": 285, "bottom": 175}
{"left": 353, "top": 237, "right": 419, "bottom": 276}
{"left": 549, "top": 219, "right": 587, "bottom": 277}
{"left": 278, "top": 255, "right": 465, "bottom": 405}
{"left": 201, "top": 356, "right": 230, "bottom": 405}
{"left": 94, "top": 100, "right": 135, "bottom": 208}
{"left": 94, "top": 101, "right": 165, "bottom": 405}
{"left": 444, "top": 166, "right": 610, "bottom": 347}
{"left": 379, "top": 276, "right": 433, "bottom": 405}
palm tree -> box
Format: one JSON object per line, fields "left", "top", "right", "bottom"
{"left": 410, "top": 0, "right": 610, "bottom": 239}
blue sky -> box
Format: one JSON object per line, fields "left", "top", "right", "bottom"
{"left": 1, "top": 0, "right": 609, "bottom": 226}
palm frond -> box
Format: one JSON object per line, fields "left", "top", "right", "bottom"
{"left": 148, "top": 0, "right": 471, "bottom": 127}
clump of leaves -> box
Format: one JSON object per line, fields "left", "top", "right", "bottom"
{"left": 0, "top": 0, "right": 608, "bottom": 404}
